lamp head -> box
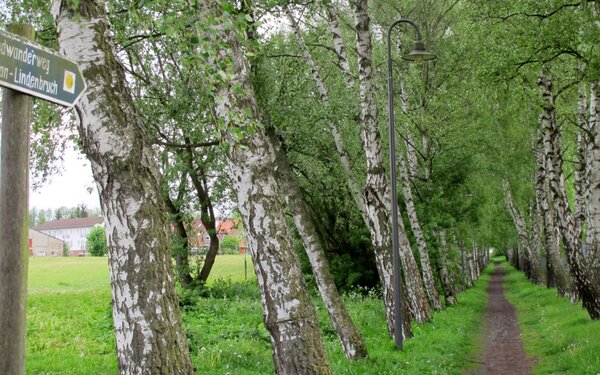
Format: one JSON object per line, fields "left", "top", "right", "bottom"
{"left": 402, "top": 40, "right": 435, "bottom": 62}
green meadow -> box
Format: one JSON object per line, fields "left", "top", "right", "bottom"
{"left": 25, "top": 256, "right": 600, "bottom": 374}
{"left": 499, "top": 259, "right": 600, "bottom": 374}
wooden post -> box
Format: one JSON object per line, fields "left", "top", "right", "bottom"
{"left": 0, "top": 23, "right": 34, "bottom": 375}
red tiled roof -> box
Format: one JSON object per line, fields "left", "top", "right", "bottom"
{"left": 33, "top": 216, "right": 103, "bottom": 230}
{"left": 217, "top": 220, "right": 235, "bottom": 233}
{"left": 190, "top": 219, "right": 238, "bottom": 234}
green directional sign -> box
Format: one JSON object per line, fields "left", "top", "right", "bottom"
{"left": 0, "top": 29, "right": 86, "bottom": 107}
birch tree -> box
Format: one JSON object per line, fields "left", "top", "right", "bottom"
{"left": 266, "top": 125, "right": 368, "bottom": 359}
{"left": 284, "top": 4, "right": 419, "bottom": 336}
{"left": 52, "top": 0, "right": 194, "bottom": 372}
{"left": 538, "top": 73, "right": 600, "bottom": 319}
{"left": 198, "top": 2, "right": 332, "bottom": 372}
{"left": 353, "top": 0, "right": 431, "bottom": 324}
{"left": 535, "top": 129, "right": 569, "bottom": 295}
{"left": 107, "top": 0, "right": 232, "bottom": 287}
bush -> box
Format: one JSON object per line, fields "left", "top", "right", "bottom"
{"left": 220, "top": 236, "right": 240, "bottom": 255}
{"left": 87, "top": 226, "right": 107, "bottom": 256}
{"left": 178, "top": 279, "right": 260, "bottom": 309}
{"left": 62, "top": 242, "right": 70, "bottom": 257}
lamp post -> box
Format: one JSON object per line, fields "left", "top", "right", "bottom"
{"left": 387, "top": 19, "right": 434, "bottom": 350}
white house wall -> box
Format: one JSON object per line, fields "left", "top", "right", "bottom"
{"left": 40, "top": 225, "right": 97, "bottom": 253}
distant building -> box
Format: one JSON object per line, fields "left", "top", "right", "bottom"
{"left": 28, "top": 229, "right": 64, "bottom": 257}
{"left": 187, "top": 219, "right": 248, "bottom": 254}
{"left": 33, "top": 217, "right": 103, "bottom": 256}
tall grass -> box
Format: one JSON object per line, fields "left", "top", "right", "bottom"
{"left": 500, "top": 258, "right": 600, "bottom": 374}
{"left": 26, "top": 256, "right": 492, "bottom": 374}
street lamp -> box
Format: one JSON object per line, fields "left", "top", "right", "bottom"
{"left": 387, "top": 19, "right": 434, "bottom": 350}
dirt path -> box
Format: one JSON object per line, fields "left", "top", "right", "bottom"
{"left": 478, "top": 262, "right": 533, "bottom": 375}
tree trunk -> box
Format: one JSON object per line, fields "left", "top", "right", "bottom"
{"left": 535, "top": 129, "right": 569, "bottom": 295}
{"left": 503, "top": 180, "right": 534, "bottom": 279}
{"left": 458, "top": 239, "right": 473, "bottom": 287}
{"left": 286, "top": 5, "right": 415, "bottom": 336}
{"left": 528, "top": 200, "right": 544, "bottom": 285}
{"left": 531, "top": 199, "right": 545, "bottom": 285}
{"left": 538, "top": 74, "right": 600, "bottom": 319}
{"left": 399, "top": 155, "right": 443, "bottom": 309}
{"left": 227, "top": 133, "right": 332, "bottom": 375}
{"left": 398, "top": 83, "right": 421, "bottom": 179}
{"left": 165, "top": 195, "right": 194, "bottom": 287}
{"left": 583, "top": 81, "right": 600, "bottom": 313}
{"left": 436, "top": 230, "right": 457, "bottom": 305}
{"left": 469, "top": 244, "right": 477, "bottom": 283}
{"left": 471, "top": 245, "right": 480, "bottom": 280}
{"left": 53, "top": 2, "right": 194, "bottom": 373}
{"left": 323, "top": 0, "right": 353, "bottom": 88}
{"left": 284, "top": 6, "right": 368, "bottom": 225}
{"left": 574, "top": 87, "right": 589, "bottom": 238}
{"left": 266, "top": 126, "right": 368, "bottom": 359}
{"left": 185, "top": 151, "right": 220, "bottom": 283}
{"left": 201, "top": 3, "right": 332, "bottom": 372}
{"left": 354, "top": 0, "right": 430, "bottom": 325}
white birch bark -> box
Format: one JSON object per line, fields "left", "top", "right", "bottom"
{"left": 584, "top": 81, "right": 600, "bottom": 305}
{"left": 436, "top": 230, "right": 457, "bottom": 304}
{"left": 399, "top": 84, "right": 420, "bottom": 177}
{"left": 397, "top": 82, "right": 442, "bottom": 309}
{"left": 538, "top": 74, "right": 600, "bottom": 319}
{"left": 575, "top": 86, "right": 590, "bottom": 238}
{"left": 422, "top": 133, "right": 432, "bottom": 180}
{"left": 201, "top": 4, "right": 333, "bottom": 372}
{"left": 266, "top": 126, "right": 368, "bottom": 359}
{"left": 323, "top": 0, "right": 354, "bottom": 88}
{"left": 285, "top": 6, "right": 368, "bottom": 223}
{"left": 457, "top": 238, "right": 473, "bottom": 287}
{"left": 528, "top": 200, "right": 544, "bottom": 285}
{"left": 354, "top": 0, "right": 430, "bottom": 324}
{"left": 286, "top": 5, "right": 415, "bottom": 336}
{"left": 535, "top": 131, "right": 569, "bottom": 295}
{"left": 503, "top": 180, "right": 535, "bottom": 279}
{"left": 399, "top": 155, "right": 443, "bottom": 309}
{"left": 503, "top": 180, "right": 541, "bottom": 284}
{"left": 53, "top": 1, "right": 194, "bottom": 373}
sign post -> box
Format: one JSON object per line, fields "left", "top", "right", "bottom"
{"left": 0, "top": 24, "right": 86, "bottom": 375}
{"left": 0, "top": 23, "right": 34, "bottom": 375}
{"left": 0, "top": 28, "right": 86, "bottom": 107}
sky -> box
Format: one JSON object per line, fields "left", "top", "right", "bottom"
{"left": 28, "top": 142, "right": 100, "bottom": 210}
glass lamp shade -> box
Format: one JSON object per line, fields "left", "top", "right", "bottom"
{"left": 402, "top": 40, "right": 435, "bottom": 62}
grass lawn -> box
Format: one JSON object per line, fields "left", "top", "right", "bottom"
{"left": 499, "top": 258, "right": 600, "bottom": 374}
{"left": 28, "top": 257, "right": 111, "bottom": 294}
{"left": 26, "top": 255, "right": 491, "bottom": 374}
{"left": 28, "top": 255, "right": 255, "bottom": 293}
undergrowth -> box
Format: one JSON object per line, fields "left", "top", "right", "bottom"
{"left": 500, "top": 258, "right": 600, "bottom": 374}
{"left": 27, "top": 256, "right": 491, "bottom": 374}
{"left": 182, "top": 267, "right": 492, "bottom": 374}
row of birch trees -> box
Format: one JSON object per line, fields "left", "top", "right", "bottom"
{"left": 472, "top": 1, "right": 600, "bottom": 319}
{"left": 6, "top": 0, "right": 515, "bottom": 373}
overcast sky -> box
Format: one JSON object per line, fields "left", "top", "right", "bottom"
{"left": 28, "top": 143, "right": 100, "bottom": 210}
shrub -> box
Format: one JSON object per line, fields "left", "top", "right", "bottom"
{"left": 87, "top": 226, "right": 107, "bottom": 256}
{"left": 220, "top": 236, "right": 240, "bottom": 255}
{"left": 62, "top": 242, "right": 70, "bottom": 257}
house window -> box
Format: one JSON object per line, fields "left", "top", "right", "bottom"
{"left": 37, "top": 251, "right": 45, "bottom": 256}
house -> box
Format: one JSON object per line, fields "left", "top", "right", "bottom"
{"left": 28, "top": 229, "right": 64, "bottom": 257}
{"left": 33, "top": 217, "right": 103, "bottom": 256}
{"left": 187, "top": 219, "right": 248, "bottom": 254}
